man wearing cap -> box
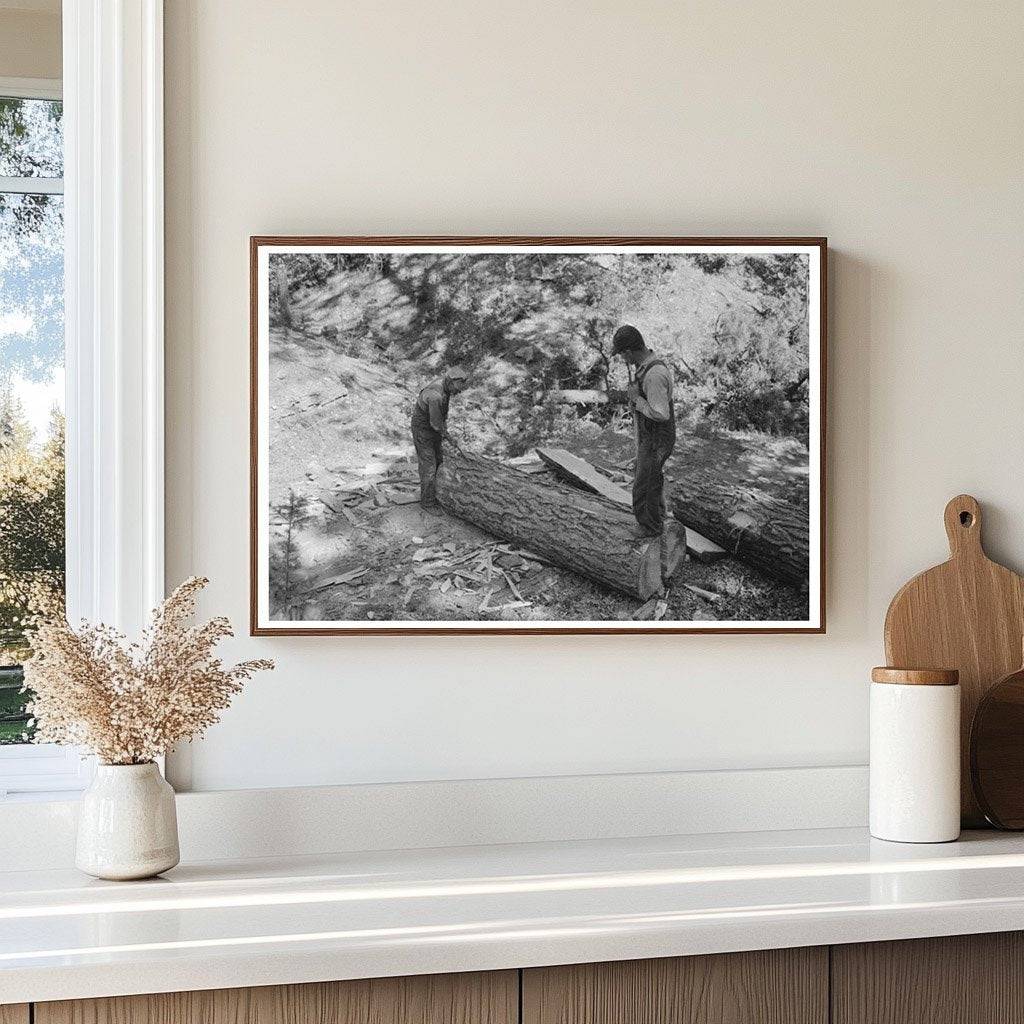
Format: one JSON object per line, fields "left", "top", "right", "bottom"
{"left": 610, "top": 325, "right": 676, "bottom": 537}
{"left": 411, "top": 365, "right": 469, "bottom": 509}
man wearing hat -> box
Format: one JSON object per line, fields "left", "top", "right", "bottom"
{"left": 411, "top": 365, "right": 469, "bottom": 509}
{"left": 610, "top": 325, "right": 676, "bottom": 537}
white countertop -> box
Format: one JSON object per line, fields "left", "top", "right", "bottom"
{"left": 4, "top": 826, "right": 1024, "bottom": 1004}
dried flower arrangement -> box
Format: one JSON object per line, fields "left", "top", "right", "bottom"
{"left": 23, "top": 576, "right": 273, "bottom": 765}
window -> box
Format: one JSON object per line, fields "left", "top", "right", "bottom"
{"left": 0, "top": 79, "right": 84, "bottom": 797}
{"left": 0, "top": 5, "right": 166, "bottom": 797}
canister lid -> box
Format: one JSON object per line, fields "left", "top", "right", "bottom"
{"left": 871, "top": 667, "right": 959, "bottom": 686}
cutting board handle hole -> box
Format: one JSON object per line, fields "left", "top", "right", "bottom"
{"left": 944, "top": 495, "right": 983, "bottom": 556}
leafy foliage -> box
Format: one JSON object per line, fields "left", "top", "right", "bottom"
{"left": 0, "top": 396, "right": 65, "bottom": 742}
{"left": 0, "top": 96, "right": 63, "bottom": 278}
{"left": 0, "top": 98, "right": 63, "bottom": 179}
{"left": 269, "top": 249, "right": 811, "bottom": 446}
{"left": 0, "top": 394, "right": 64, "bottom": 662}
{"left": 686, "top": 257, "right": 810, "bottom": 436}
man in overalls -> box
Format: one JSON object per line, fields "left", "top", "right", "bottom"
{"left": 611, "top": 325, "right": 676, "bottom": 537}
{"left": 411, "top": 365, "right": 469, "bottom": 509}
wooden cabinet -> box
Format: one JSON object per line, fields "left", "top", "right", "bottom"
{"left": 34, "top": 971, "right": 517, "bottom": 1024}
{"left": 832, "top": 932, "right": 1024, "bottom": 1024}
{"left": 522, "top": 948, "right": 828, "bottom": 1024}
{"left": 24, "top": 932, "right": 1024, "bottom": 1024}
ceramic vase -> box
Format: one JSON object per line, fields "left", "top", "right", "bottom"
{"left": 76, "top": 762, "right": 180, "bottom": 880}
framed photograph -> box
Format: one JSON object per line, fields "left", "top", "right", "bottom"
{"left": 250, "top": 237, "right": 826, "bottom": 635}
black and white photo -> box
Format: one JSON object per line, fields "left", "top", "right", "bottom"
{"left": 251, "top": 238, "right": 825, "bottom": 634}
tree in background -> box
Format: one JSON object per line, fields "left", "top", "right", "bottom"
{"left": 687, "top": 254, "right": 810, "bottom": 436}
{"left": 0, "top": 395, "right": 65, "bottom": 659}
{"left": 0, "top": 396, "right": 65, "bottom": 743}
{"left": 268, "top": 489, "right": 311, "bottom": 618}
{"left": 0, "top": 97, "right": 62, "bottom": 242}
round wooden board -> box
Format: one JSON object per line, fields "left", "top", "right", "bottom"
{"left": 970, "top": 664, "right": 1024, "bottom": 829}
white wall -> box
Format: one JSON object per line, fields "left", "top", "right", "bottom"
{"left": 164, "top": 0, "right": 1024, "bottom": 792}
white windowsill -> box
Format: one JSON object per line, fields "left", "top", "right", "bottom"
{"left": 0, "top": 744, "right": 94, "bottom": 799}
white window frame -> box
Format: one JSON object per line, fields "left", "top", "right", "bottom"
{"left": 0, "top": 77, "right": 61, "bottom": 101}
{"left": 0, "top": 0, "right": 165, "bottom": 799}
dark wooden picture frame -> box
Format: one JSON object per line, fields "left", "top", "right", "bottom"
{"left": 250, "top": 236, "right": 827, "bottom": 636}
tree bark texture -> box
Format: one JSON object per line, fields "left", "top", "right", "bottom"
{"left": 671, "top": 478, "right": 809, "bottom": 587}
{"left": 437, "top": 445, "right": 666, "bottom": 599}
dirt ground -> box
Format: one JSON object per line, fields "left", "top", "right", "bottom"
{"left": 276, "top": 449, "right": 808, "bottom": 625}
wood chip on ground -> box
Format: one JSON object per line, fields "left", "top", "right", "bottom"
{"left": 684, "top": 583, "right": 723, "bottom": 603}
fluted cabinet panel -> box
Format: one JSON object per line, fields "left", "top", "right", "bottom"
{"left": 35, "top": 971, "right": 517, "bottom": 1024}
{"left": 832, "top": 933, "right": 1024, "bottom": 1024}
{"left": 522, "top": 948, "right": 828, "bottom": 1024}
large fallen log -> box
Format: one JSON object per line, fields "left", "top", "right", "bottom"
{"left": 671, "top": 479, "right": 809, "bottom": 587}
{"left": 437, "top": 445, "right": 678, "bottom": 600}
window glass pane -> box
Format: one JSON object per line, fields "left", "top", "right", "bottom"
{"left": 0, "top": 188, "right": 64, "bottom": 744}
{"left": 0, "top": 98, "right": 63, "bottom": 179}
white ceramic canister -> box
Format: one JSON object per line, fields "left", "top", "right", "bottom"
{"left": 870, "top": 667, "right": 961, "bottom": 843}
{"left": 76, "top": 762, "right": 180, "bottom": 880}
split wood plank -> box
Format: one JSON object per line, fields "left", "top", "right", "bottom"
{"left": 684, "top": 530, "right": 727, "bottom": 563}
{"left": 536, "top": 447, "right": 632, "bottom": 505}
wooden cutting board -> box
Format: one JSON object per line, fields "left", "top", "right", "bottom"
{"left": 884, "top": 494, "right": 1024, "bottom": 825}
